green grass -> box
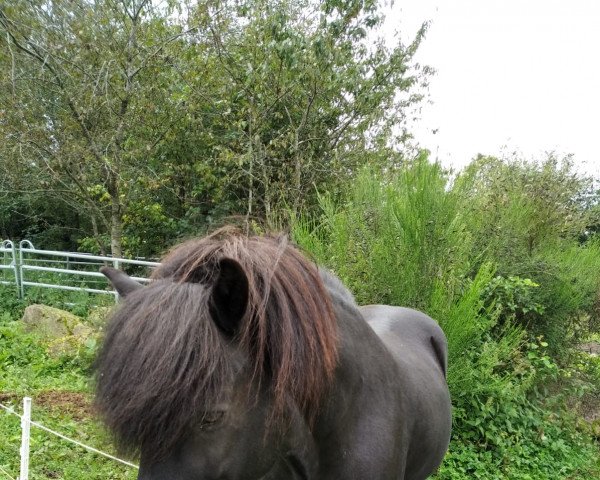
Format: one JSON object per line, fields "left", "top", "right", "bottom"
{"left": 0, "top": 289, "right": 137, "bottom": 479}
{"left": 0, "top": 401, "right": 137, "bottom": 480}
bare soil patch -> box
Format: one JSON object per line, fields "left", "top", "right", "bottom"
{"left": 35, "top": 390, "right": 95, "bottom": 421}
{"left": 0, "top": 392, "right": 18, "bottom": 404}
{"left": 0, "top": 391, "right": 94, "bottom": 421}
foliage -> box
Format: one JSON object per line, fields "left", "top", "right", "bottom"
{"left": 453, "top": 154, "right": 600, "bottom": 352}
{"left": 482, "top": 275, "right": 545, "bottom": 329}
{"left": 0, "top": 193, "right": 81, "bottom": 250}
{"left": 436, "top": 339, "right": 599, "bottom": 479}
{"left": 456, "top": 154, "right": 592, "bottom": 261}
{"left": 0, "top": 0, "right": 188, "bottom": 257}
{"left": 293, "top": 154, "right": 469, "bottom": 310}
{"left": 0, "top": 306, "right": 135, "bottom": 479}
{"left": 292, "top": 158, "right": 524, "bottom": 396}
{"left": 0, "top": 0, "right": 429, "bottom": 256}
{"left": 291, "top": 155, "right": 600, "bottom": 479}
{"left": 437, "top": 400, "right": 599, "bottom": 479}
{"left": 532, "top": 242, "right": 600, "bottom": 347}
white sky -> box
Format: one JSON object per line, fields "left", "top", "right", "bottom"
{"left": 383, "top": 0, "right": 600, "bottom": 178}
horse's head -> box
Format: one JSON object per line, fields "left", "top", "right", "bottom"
{"left": 96, "top": 232, "right": 337, "bottom": 479}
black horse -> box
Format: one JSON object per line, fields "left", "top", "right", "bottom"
{"left": 96, "top": 228, "right": 451, "bottom": 479}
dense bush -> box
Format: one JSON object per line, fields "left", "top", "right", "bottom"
{"left": 291, "top": 154, "right": 600, "bottom": 478}
{"left": 456, "top": 155, "right": 600, "bottom": 351}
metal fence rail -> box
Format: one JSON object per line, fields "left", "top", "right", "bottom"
{"left": 0, "top": 240, "right": 160, "bottom": 302}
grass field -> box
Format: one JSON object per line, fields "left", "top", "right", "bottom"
{"left": 1, "top": 285, "right": 599, "bottom": 479}
{"left": 0, "top": 294, "right": 137, "bottom": 480}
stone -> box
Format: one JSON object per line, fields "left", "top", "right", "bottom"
{"left": 20, "top": 304, "right": 97, "bottom": 357}
{"left": 72, "top": 323, "right": 94, "bottom": 341}
{"left": 86, "top": 306, "right": 113, "bottom": 329}
{"left": 21, "top": 304, "right": 81, "bottom": 339}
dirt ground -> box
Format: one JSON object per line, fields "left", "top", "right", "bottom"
{"left": 0, "top": 390, "right": 94, "bottom": 421}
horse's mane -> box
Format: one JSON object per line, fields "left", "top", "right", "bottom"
{"left": 94, "top": 227, "right": 338, "bottom": 460}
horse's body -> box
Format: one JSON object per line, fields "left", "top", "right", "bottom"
{"left": 308, "top": 271, "right": 451, "bottom": 479}
{"left": 359, "top": 305, "right": 451, "bottom": 479}
{"left": 96, "top": 230, "right": 451, "bottom": 480}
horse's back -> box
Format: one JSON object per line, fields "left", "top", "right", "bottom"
{"left": 360, "top": 305, "right": 452, "bottom": 480}
{"left": 362, "top": 305, "right": 447, "bottom": 376}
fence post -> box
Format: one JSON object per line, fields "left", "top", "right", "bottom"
{"left": 19, "top": 397, "right": 31, "bottom": 480}
{"left": 18, "top": 241, "right": 35, "bottom": 299}
{"left": 1, "top": 240, "right": 20, "bottom": 297}
{"left": 11, "top": 241, "right": 20, "bottom": 298}
{"left": 113, "top": 258, "right": 120, "bottom": 303}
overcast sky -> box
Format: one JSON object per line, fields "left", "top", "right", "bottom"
{"left": 383, "top": 0, "right": 600, "bottom": 178}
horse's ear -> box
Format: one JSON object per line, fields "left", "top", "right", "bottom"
{"left": 210, "top": 258, "right": 249, "bottom": 336}
{"left": 100, "top": 266, "right": 143, "bottom": 298}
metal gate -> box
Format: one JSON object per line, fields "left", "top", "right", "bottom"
{"left": 0, "top": 240, "right": 159, "bottom": 301}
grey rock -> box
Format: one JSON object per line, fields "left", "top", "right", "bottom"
{"left": 22, "top": 304, "right": 81, "bottom": 339}
{"left": 21, "top": 304, "right": 97, "bottom": 357}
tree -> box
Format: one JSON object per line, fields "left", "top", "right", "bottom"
{"left": 1, "top": 0, "right": 430, "bottom": 254}
{"left": 184, "top": 0, "right": 430, "bottom": 218}
{"left": 0, "top": 0, "right": 196, "bottom": 255}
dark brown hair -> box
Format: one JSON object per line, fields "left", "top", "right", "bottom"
{"left": 95, "top": 227, "right": 338, "bottom": 459}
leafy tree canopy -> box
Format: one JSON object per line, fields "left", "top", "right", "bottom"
{"left": 0, "top": 0, "right": 429, "bottom": 256}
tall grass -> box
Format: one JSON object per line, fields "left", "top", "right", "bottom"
{"left": 292, "top": 156, "right": 523, "bottom": 400}
{"left": 294, "top": 154, "right": 470, "bottom": 308}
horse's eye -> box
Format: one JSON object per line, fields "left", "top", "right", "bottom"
{"left": 199, "top": 410, "right": 225, "bottom": 429}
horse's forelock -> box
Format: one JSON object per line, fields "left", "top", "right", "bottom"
{"left": 96, "top": 228, "right": 338, "bottom": 460}
{"left": 154, "top": 228, "right": 339, "bottom": 420}
{"left": 94, "top": 280, "right": 231, "bottom": 460}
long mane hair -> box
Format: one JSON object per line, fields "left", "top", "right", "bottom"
{"left": 94, "top": 227, "right": 338, "bottom": 460}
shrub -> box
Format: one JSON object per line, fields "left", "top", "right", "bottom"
{"left": 291, "top": 157, "right": 523, "bottom": 402}
{"left": 455, "top": 154, "right": 600, "bottom": 349}
{"left": 291, "top": 154, "right": 600, "bottom": 478}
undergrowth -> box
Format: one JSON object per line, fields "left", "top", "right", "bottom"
{"left": 291, "top": 156, "right": 600, "bottom": 479}
{"left": 0, "top": 288, "right": 135, "bottom": 480}
{"left": 434, "top": 343, "right": 600, "bottom": 479}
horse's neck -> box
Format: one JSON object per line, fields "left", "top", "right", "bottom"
{"left": 313, "top": 301, "right": 402, "bottom": 477}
